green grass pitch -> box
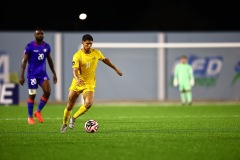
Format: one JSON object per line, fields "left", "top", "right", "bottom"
{"left": 0, "top": 103, "right": 240, "bottom": 160}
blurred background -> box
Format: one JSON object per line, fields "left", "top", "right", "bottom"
{"left": 0, "top": 0, "right": 240, "bottom": 31}
{"left": 0, "top": 0, "right": 240, "bottom": 105}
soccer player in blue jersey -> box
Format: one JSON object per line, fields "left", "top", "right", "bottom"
{"left": 20, "top": 28, "right": 57, "bottom": 124}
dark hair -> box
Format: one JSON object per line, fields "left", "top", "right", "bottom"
{"left": 34, "top": 27, "right": 44, "bottom": 32}
{"left": 82, "top": 34, "right": 93, "bottom": 41}
{"left": 181, "top": 55, "right": 187, "bottom": 59}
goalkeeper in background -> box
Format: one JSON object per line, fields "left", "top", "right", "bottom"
{"left": 173, "top": 55, "right": 194, "bottom": 106}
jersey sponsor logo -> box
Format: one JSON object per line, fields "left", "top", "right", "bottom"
{"left": 33, "top": 50, "right": 38, "bottom": 52}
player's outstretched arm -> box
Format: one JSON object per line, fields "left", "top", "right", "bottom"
{"left": 20, "top": 54, "right": 28, "bottom": 86}
{"left": 102, "top": 58, "right": 123, "bottom": 76}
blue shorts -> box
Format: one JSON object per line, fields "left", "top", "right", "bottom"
{"left": 27, "top": 74, "right": 50, "bottom": 89}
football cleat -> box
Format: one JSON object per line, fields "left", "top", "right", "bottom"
{"left": 28, "top": 117, "right": 36, "bottom": 124}
{"left": 60, "top": 124, "right": 68, "bottom": 133}
{"left": 34, "top": 111, "right": 44, "bottom": 123}
{"left": 69, "top": 116, "right": 75, "bottom": 129}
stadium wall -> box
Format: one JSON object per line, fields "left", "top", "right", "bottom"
{"left": 0, "top": 31, "right": 239, "bottom": 104}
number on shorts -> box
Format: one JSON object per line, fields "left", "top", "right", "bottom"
{"left": 30, "top": 78, "right": 37, "bottom": 85}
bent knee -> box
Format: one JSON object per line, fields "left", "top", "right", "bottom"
{"left": 85, "top": 101, "right": 93, "bottom": 109}
{"left": 43, "top": 90, "right": 51, "bottom": 97}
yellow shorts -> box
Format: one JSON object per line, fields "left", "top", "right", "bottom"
{"left": 69, "top": 78, "right": 96, "bottom": 94}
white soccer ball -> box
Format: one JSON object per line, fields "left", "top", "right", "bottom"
{"left": 84, "top": 120, "right": 98, "bottom": 133}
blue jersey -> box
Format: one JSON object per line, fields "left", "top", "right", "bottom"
{"left": 24, "top": 40, "right": 51, "bottom": 78}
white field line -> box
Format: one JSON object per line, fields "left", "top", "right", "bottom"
{"left": 14, "top": 103, "right": 240, "bottom": 108}
{"left": 0, "top": 115, "right": 240, "bottom": 121}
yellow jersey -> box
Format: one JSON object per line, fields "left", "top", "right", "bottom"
{"left": 71, "top": 48, "right": 105, "bottom": 84}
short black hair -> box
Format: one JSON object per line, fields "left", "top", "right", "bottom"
{"left": 82, "top": 34, "right": 93, "bottom": 41}
{"left": 181, "top": 55, "right": 187, "bottom": 59}
{"left": 34, "top": 27, "right": 44, "bottom": 32}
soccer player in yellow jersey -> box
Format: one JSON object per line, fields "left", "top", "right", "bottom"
{"left": 60, "top": 34, "right": 123, "bottom": 132}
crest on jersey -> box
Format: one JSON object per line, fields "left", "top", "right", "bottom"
{"left": 43, "top": 49, "right": 47, "bottom": 52}
{"left": 72, "top": 61, "right": 75, "bottom": 65}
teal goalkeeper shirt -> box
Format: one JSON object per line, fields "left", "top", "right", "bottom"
{"left": 174, "top": 63, "right": 194, "bottom": 90}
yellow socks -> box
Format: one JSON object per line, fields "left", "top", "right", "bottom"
{"left": 63, "top": 105, "right": 88, "bottom": 125}
{"left": 63, "top": 108, "right": 72, "bottom": 125}
{"left": 73, "top": 105, "right": 88, "bottom": 119}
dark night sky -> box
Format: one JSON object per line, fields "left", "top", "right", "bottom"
{"left": 0, "top": 0, "right": 239, "bottom": 32}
